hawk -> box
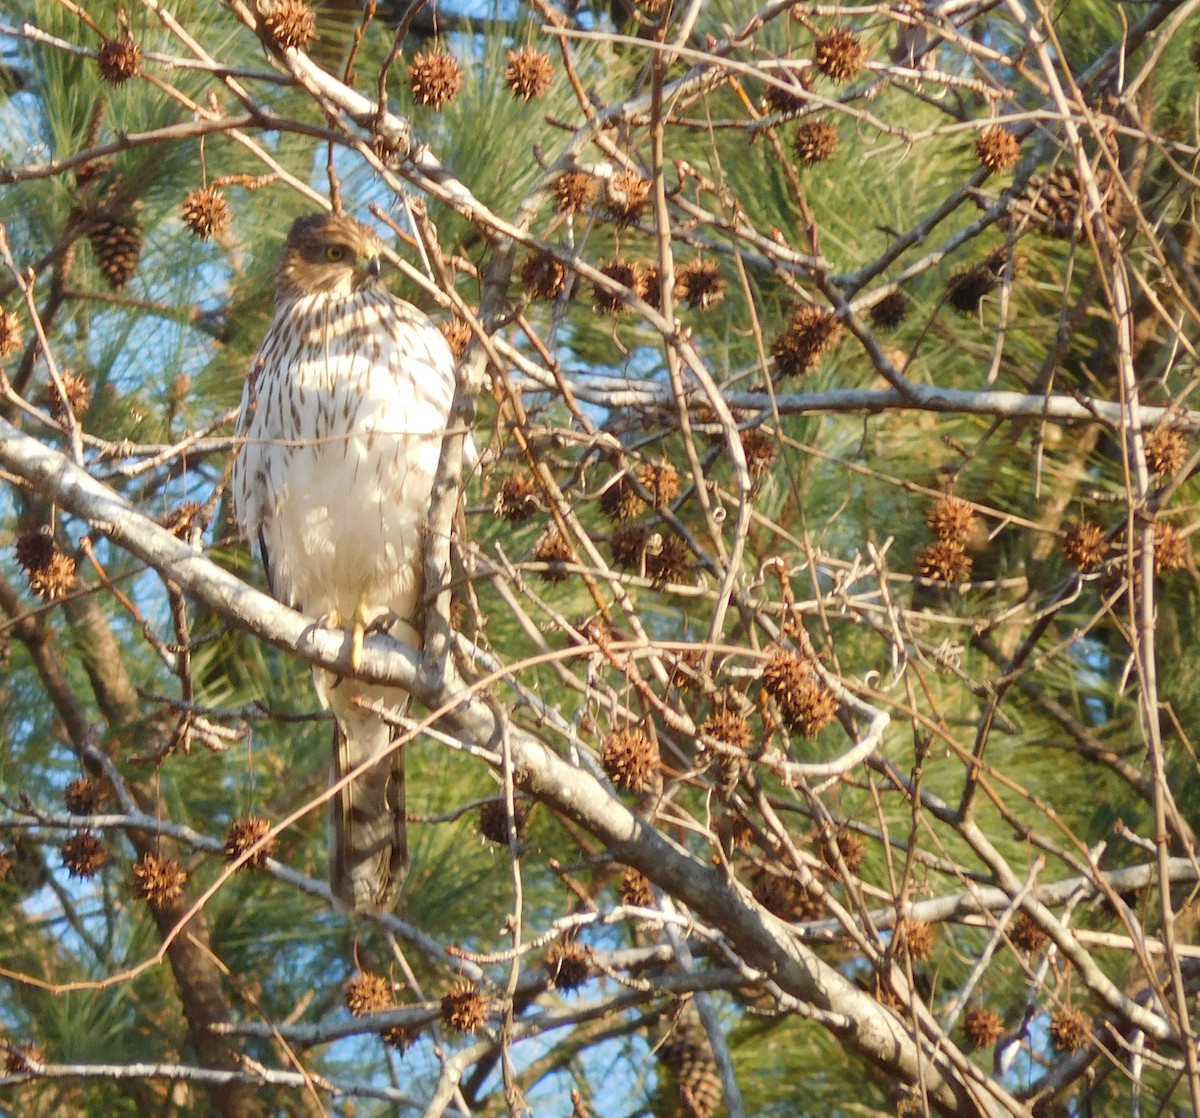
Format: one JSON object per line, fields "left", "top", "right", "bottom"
{"left": 232, "top": 212, "right": 456, "bottom": 912}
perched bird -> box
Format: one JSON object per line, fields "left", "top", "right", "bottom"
{"left": 232, "top": 212, "right": 457, "bottom": 911}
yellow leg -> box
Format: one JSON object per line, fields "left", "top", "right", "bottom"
{"left": 349, "top": 600, "right": 367, "bottom": 673}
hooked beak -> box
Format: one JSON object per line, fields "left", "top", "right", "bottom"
{"left": 357, "top": 253, "right": 382, "bottom": 286}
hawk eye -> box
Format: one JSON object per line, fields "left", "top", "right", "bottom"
{"left": 326, "top": 245, "right": 347, "bottom": 262}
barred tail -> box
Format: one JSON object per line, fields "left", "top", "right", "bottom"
{"left": 328, "top": 691, "right": 408, "bottom": 912}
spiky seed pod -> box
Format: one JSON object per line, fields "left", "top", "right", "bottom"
{"left": 408, "top": 48, "right": 463, "bottom": 109}
{"left": 641, "top": 264, "right": 669, "bottom": 312}
{"left": 371, "top": 135, "right": 402, "bottom": 169}
{"left": 698, "top": 699, "right": 752, "bottom": 752}
{"left": 64, "top": 777, "right": 105, "bottom": 816}
{"left": 676, "top": 259, "right": 726, "bottom": 311}
{"left": 602, "top": 727, "right": 658, "bottom": 792}
{"left": 41, "top": 370, "right": 91, "bottom": 424}
{"left": 262, "top": 0, "right": 316, "bottom": 50}
{"left": 131, "top": 851, "right": 187, "bottom": 908}
{"left": 1010, "top": 911, "right": 1049, "bottom": 952}
{"left": 345, "top": 971, "right": 393, "bottom": 1016}
{"left": 659, "top": 1002, "right": 723, "bottom": 1118}
{"left": 1049, "top": 1007, "right": 1091, "bottom": 1052}
{"left": 638, "top": 462, "right": 680, "bottom": 506}
{"left": 609, "top": 524, "right": 650, "bottom": 571}
{"left": 748, "top": 866, "right": 824, "bottom": 922}
{"left": 61, "top": 831, "right": 109, "bottom": 879}
{"left": 1154, "top": 522, "right": 1189, "bottom": 574}
{"left": 821, "top": 828, "right": 866, "bottom": 873}
{"left": 814, "top": 29, "right": 866, "bottom": 82}
{"left": 441, "top": 979, "right": 488, "bottom": 1033}
{"left": 160, "top": 501, "right": 207, "bottom": 541}
{"left": 983, "top": 245, "right": 1021, "bottom": 281}
{"left": 599, "top": 475, "right": 647, "bottom": 522}
{"left": 604, "top": 170, "right": 652, "bottom": 226}
{"left": 15, "top": 528, "right": 55, "bottom": 575}
{"left": 0, "top": 309, "right": 21, "bottom": 357}
{"left": 553, "top": 171, "right": 599, "bottom": 215}
{"left": 439, "top": 318, "right": 472, "bottom": 360}
{"left": 88, "top": 217, "right": 142, "bottom": 291}
{"left": 926, "top": 497, "right": 976, "bottom": 543}
{"left": 530, "top": 527, "right": 573, "bottom": 581}
{"left": 1062, "top": 520, "right": 1107, "bottom": 571}
{"left": 593, "top": 258, "right": 646, "bottom": 315}
{"left": 975, "top": 125, "right": 1020, "bottom": 174}
{"left": 97, "top": 34, "right": 142, "bottom": 83}
{"left": 946, "top": 266, "right": 995, "bottom": 315}
{"left": 740, "top": 428, "right": 776, "bottom": 483}
{"left": 783, "top": 674, "right": 839, "bottom": 738}
{"left": 546, "top": 941, "right": 592, "bottom": 992}
{"left": 964, "top": 1007, "right": 1005, "bottom": 1050}
{"left": 771, "top": 306, "right": 842, "bottom": 377}
{"left": 223, "top": 816, "right": 275, "bottom": 869}
{"left": 916, "top": 539, "right": 972, "bottom": 584}
{"left": 182, "top": 187, "right": 231, "bottom": 240}
{"left": 381, "top": 1025, "right": 416, "bottom": 1051}
{"left": 494, "top": 474, "right": 539, "bottom": 524}
{"left": 520, "top": 252, "right": 569, "bottom": 301}
{"left": 645, "top": 534, "right": 692, "bottom": 585}
{"left": 620, "top": 867, "right": 654, "bottom": 907}
{"left": 793, "top": 120, "right": 840, "bottom": 165}
{"left": 761, "top": 647, "right": 813, "bottom": 702}
{"left": 868, "top": 290, "right": 910, "bottom": 330}
{"left": 14, "top": 527, "right": 78, "bottom": 602}
{"left": 4, "top": 1042, "right": 43, "bottom": 1075}
{"left": 478, "top": 797, "right": 531, "bottom": 845}
{"left": 1143, "top": 426, "right": 1189, "bottom": 478}
{"left": 763, "top": 76, "right": 808, "bottom": 114}
{"left": 504, "top": 46, "right": 554, "bottom": 101}
{"left": 760, "top": 648, "right": 839, "bottom": 738}
{"left": 897, "top": 918, "right": 935, "bottom": 960}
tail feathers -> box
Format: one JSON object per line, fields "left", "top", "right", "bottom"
{"left": 327, "top": 688, "right": 409, "bottom": 913}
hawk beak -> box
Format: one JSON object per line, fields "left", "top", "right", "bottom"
{"left": 359, "top": 254, "right": 382, "bottom": 284}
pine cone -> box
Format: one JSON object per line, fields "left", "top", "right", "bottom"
{"left": 88, "top": 217, "right": 142, "bottom": 290}
{"left": 658, "top": 1001, "right": 723, "bottom": 1118}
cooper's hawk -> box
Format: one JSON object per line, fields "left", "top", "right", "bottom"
{"left": 232, "top": 212, "right": 456, "bottom": 912}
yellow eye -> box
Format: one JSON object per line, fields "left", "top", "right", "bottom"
{"left": 326, "top": 245, "right": 346, "bottom": 262}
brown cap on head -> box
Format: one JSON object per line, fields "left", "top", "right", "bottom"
{"left": 276, "top": 212, "right": 384, "bottom": 301}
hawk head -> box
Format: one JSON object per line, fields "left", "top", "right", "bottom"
{"left": 276, "top": 213, "right": 383, "bottom": 301}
